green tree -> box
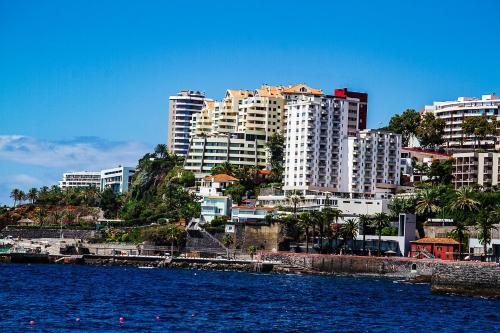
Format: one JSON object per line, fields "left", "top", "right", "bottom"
{"left": 387, "top": 109, "right": 421, "bottom": 146}
{"left": 476, "top": 209, "right": 498, "bottom": 257}
{"left": 222, "top": 233, "right": 234, "bottom": 259}
{"left": 371, "top": 213, "right": 390, "bottom": 256}
{"left": 322, "top": 208, "right": 342, "bottom": 253}
{"left": 266, "top": 132, "right": 285, "bottom": 182}
{"left": 298, "top": 212, "right": 314, "bottom": 253}
{"left": 416, "top": 188, "right": 440, "bottom": 221}
{"left": 286, "top": 190, "right": 304, "bottom": 217}
{"left": 341, "top": 219, "right": 359, "bottom": 254}
{"left": 211, "top": 161, "right": 234, "bottom": 176}
{"left": 224, "top": 184, "right": 246, "bottom": 205}
{"left": 462, "top": 116, "right": 497, "bottom": 149}
{"left": 427, "top": 160, "right": 454, "bottom": 185}
{"left": 141, "top": 224, "right": 186, "bottom": 247}
{"left": 100, "top": 188, "right": 120, "bottom": 219}
{"left": 179, "top": 171, "right": 196, "bottom": 187}
{"left": 450, "top": 186, "right": 479, "bottom": 213}
{"left": 10, "top": 188, "right": 21, "bottom": 207}
{"left": 154, "top": 144, "right": 169, "bottom": 159}
{"left": 34, "top": 207, "right": 47, "bottom": 226}
{"left": 416, "top": 113, "right": 445, "bottom": 149}
{"left": 247, "top": 245, "right": 257, "bottom": 260}
{"left": 358, "top": 214, "right": 373, "bottom": 255}
{"left": 27, "top": 188, "right": 38, "bottom": 204}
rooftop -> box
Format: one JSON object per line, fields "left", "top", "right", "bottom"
{"left": 203, "top": 174, "right": 239, "bottom": 182}
{"left": 411, "top": 237, "right": 460, "bottom": 245}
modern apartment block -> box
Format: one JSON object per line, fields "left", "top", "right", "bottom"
{"left": 100, "top": 166, "right": 136, "bottom": 194}
{"left": 59, "top": 166, "right": 135, "bottom": 193}
{"left": 168, "top": 90, "right": 205, "bottom": 156}
{"left": 345, "top": 130, "right": 401, "bottom": 195}
{"left": 423, "top": 94, "right": 500, "bottom": 150}
{"left": 184, "top": 133, "right": 267, "bottom": 178}
{"left": 59, "top": 172, "right": 101, "bottom": 189}
{"left": 334, "top": 88, "right": 369, "bottom": 135}
{"left": 237, "top": 85, "right": 286, "bottom": 138}
{"left": 282, "top": 90, "right": 375, "bottom": 194}
{"left": 452, "top": 152, "right": 500, "bottom": 189}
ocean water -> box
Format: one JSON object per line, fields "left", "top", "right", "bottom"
{"left": 0, "top": 264, "right": 498, "bottom": 332}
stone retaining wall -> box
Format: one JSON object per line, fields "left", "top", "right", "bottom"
{"left": 1, "top": 228, "right": 102, "bottom": 239}
{"left": 432, "top": 262, "right": 500, "bottom": 298}
{"left": 260, "top": 252, "right": 433, "bottom": 278}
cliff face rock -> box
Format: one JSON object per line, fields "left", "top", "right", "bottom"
{"left": 431, "top": 262, "right": 500, "bottom": 298}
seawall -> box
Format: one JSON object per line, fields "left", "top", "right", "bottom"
{"left": 260, "top": 252, "right": 500, "bottom": 298}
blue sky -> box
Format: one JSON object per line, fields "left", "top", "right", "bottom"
{"left": 0, "top": 0, "right": 499, "bottom": 205}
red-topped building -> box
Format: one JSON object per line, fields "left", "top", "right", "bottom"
{"left": 410, "top": 237, "right": 461, "bottom": 260}
{"left": 334, "top": 88, "right": 368, "bottom": 131}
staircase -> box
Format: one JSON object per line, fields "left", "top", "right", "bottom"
{"left": 185, "top": 223, "right": 227, "bottom": 255}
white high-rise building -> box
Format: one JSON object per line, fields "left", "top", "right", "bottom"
{"left": 345, "top": 130, "right": 401, "bottom": 195}
{"left": 100, "top": 166, "right": 136, "bottom": 194}
{"left": 168, "top": 90, "right": 206, "bottom": 156}
{"left": 423, "top": 94, "right": 500, "bottom": 150}
{"left": 283, "top": 94, "right": 350, "bottom": 192}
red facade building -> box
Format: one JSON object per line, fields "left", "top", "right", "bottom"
{"left": 410, "top": 237, "right": 460, "bottom": 260}
{"left": 334, "top": 88, "right": 368, "bottom": 130}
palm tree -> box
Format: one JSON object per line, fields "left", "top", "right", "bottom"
{"left": 476, "top": 209, "right": 499, "bottom": 258}
{"left": 298, "top": 212, "right": 314, "bottom": 253}
{"left": 310, "top": 211, "right": 324, "bottom": 253}
{"left": 451, "top": 220, "right": 468, "bottom": 260}
{"left": 372, "top": 213, "right": 390, "bottom": 256}
{"left": 28, "top": 188, "right": 38, "bottom": 205}
{"left": 19, "top": 191, "right": 27, "bottom": 205}
{"left": 322, "top": 208, "right": 342, "bottom": 253}
{"left": 416, "top": 188, "right": 440, "bottom": 218}
{"left": 358, "top": 214, "right": 373, "bottom": 255}
{"left": 450, "top": 186, "right": 479, "bottom": 212}
{"left": 10, "top": 188, "right": 21, "bottom": 207}
{"left": 222, "top": 233, "right": 234, "bottom": 259}
{"left": 211, "top": 161, "right": 234, "bottom": 176}
{"left": 341, "top": 219, "right": 358, "bottom": 254}
{"left": 154, "top": 144, "right": 168, "bottom": 159}
{"left": 287, "top": 190, "right": 304, "bottom": 217}
{"left": 35, "top": 207, "right": 47, "bottom": 226}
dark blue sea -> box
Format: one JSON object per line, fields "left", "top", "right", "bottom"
{"left": 0, "top": 264, "right": 498, "bottom": 332}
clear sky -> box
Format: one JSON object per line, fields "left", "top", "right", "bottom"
{"left": 0, "top": 0, "right": 499, "bottom": 205}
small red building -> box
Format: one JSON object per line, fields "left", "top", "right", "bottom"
{"left": 410, "top": 237, "right": 460, "bottom": 260}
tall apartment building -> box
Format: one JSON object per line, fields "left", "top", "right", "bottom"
{"left": 168, "top": 90, "right": 205, "bottom": 156}
{"left": 423, "top": 94, "right": 500, "bottom": 150}
{"left": 344, "top": 130, "right": 401, "bottom": 195}
{"left": 238, "top": 85, "right": 286, "bottom": 138}
{"left": 282, "top": 94, "right": 354, "bottom": 192}
{"left": 334, "top": 88, "right": 368, "bottom": 133}
{"left": 59, "top": 172, "right": 101, "bottom": 189}
{"left": 452, "top": 152, "right": 500, "bottom": 189}
{"left": 215, "top": 90, "right": 254, "bottom": 134}
{"left": 184, "top": 133, "right": 267, "bottom": 178}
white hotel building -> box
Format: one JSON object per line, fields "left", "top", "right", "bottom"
{"left": 423, "top": 94, "right": 500, "bottom": 150}
{"left": 59, "top": 172, "right": 101, "bottom": 189}
{"left": 59, "top": 166, "right": 135, "bottom": 194}
{"left": 283, "top": 94, "right": 401, "bottom": 197}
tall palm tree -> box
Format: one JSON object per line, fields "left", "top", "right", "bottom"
{"left": 451, "top": 220, "right": 468, "bottom": 260}
{"left": 287, "top": 190, "right": 304, "bottom": 217}
{"left": 372, "top": 213, "right": 390, "bottom": 256}
{"left": 298, "top": 212, "right": 314, "bottom": 253}
{"left": 154, "top": 144, "right": 168, "bottom": 159}
{"left": 35, "top": 207, "right": 47, "bottom": 226}
{"left": 476, "top": 209, "right": 499, "bottom": 258}
{"left": 322, "top": 208, "right": 342, "bottom": 253}
{"left": 416, "top": 188, "right": 441, "bottom": 218}
{"left": 10, "top": 188, "right": 21, "bottom": 207}
{"left": 358, "top": 214, "right": 373, "bottom": 255}
{"left": 310, "top": 211, "right": 324, "bottom": 253}
{"left": 341, "top": 219, "right": 359, "bottom": 255}
{"left": 27, "top": 188, "right": 38, "bottom": 205}
{"left": 450, "top": 186, "right": 479, "bottom": 212}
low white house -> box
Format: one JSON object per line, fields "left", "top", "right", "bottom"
{"left": 231, "top": 206, "right": 277, "bottom": 224}
{"left": 200, "top": 196, "right": 232, "bottom": 224}
{"left": 199, "top": 174, "right": 239, "bottom": 197}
